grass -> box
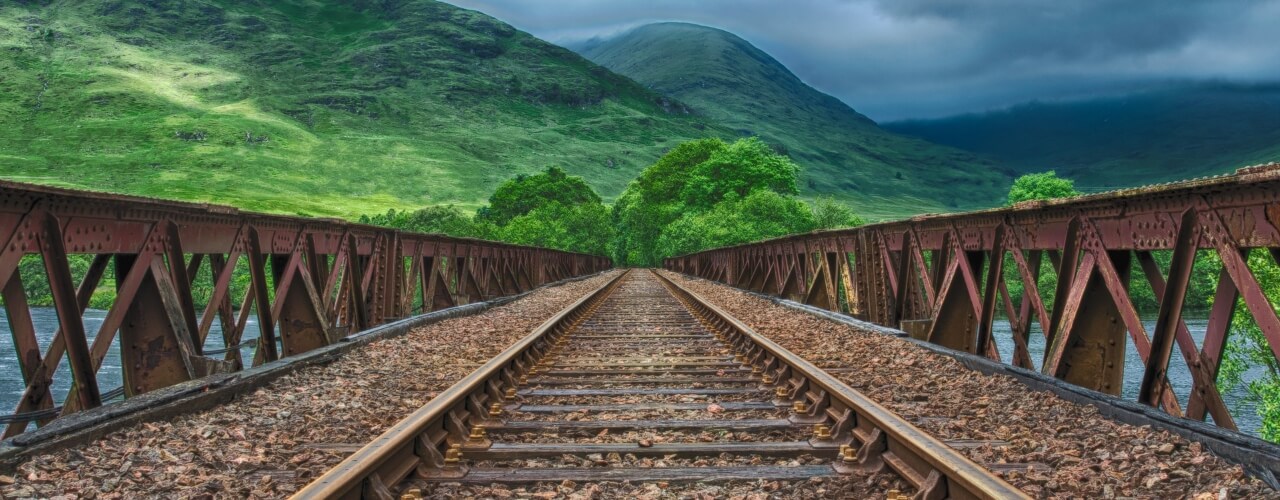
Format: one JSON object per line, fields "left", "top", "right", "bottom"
{"left": 573, "top": 22, "right": 1013, "bottom": 220}
{"left": 0, "top": 0, "right": 724, "bottom": 217}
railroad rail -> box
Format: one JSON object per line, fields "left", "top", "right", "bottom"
{"left": 0, "top": 181, "right": 609, "bottom": 435}
{"left": 666, "top": 164, "right": 1280, "bottom": 432}
{"left": 294, "top": 270, "right": 1027, "bottom": 499}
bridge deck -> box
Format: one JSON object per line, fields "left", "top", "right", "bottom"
{"left": 0, "top": 270, "right": 1274, "bottom": 498}
{"left": 665, "top": 271, "right": 1278, "bottom": 499}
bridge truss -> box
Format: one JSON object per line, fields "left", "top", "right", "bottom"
{"left": 0, "top": 181, "right": 608, "bottom": 436}
{"left": 667, "top": 164, "right": 1280, "bottom": 431}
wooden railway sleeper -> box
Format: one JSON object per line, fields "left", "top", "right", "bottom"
{"left": 652, "top": 270, "right": 1028, "bottom": 500}
{"left": 297, "top": 271, "right": 1027, "bottom": 499}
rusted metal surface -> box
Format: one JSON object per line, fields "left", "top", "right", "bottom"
{"left": 0, "top": 181, "right": 609, "bottom": 435}
{"left": 296, "top": 270, "right": 1026, "bottom": 499}
{"left": 665, "top": 163, "right": 1280, "bottom": 432}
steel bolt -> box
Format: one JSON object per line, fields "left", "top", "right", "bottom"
{"left": 793, "top": 401, "right": 808, "bottom": 413}
{"left": 443, "top": 444, "right": 462, "bottom": 466}
{"left": 839, "top": 444, "right": 856, "bottom": 463}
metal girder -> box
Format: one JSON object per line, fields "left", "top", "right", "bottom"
{"left": 665, "top": 163, "right": 1280, "bottom": 433}
{"left": 0, "top": 181, "right": 609, "bottom": 435}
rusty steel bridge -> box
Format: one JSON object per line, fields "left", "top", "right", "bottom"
{"left": 0, "top": 181, "right": 607, "bottom": 437}
{"left": 2, "top": 165, "right": 1280, "bottom": 497}
{"left": 666, "top": 163, "right": 1280, "bottom": 434}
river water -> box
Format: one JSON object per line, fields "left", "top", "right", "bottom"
{"left": 0, "top": 307, "right": 259, "bottom": 414}
{"left": 989, "top": 317, "right": 1263, "bottom": 436}
{"left": 0, "top": 308, "right": 1264, "bottom": 437}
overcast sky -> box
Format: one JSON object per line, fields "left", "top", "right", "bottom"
{"left": 443, "top": 0, "right": 1280, "bottom": 121}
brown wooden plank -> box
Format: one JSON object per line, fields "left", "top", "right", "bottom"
{"left": 468, "top": 441, "right": 821, "bottom": 460}
{"left": 530, "top": 377, "right": 757, "bottom": 386}
{"left": 514, "top": 402, "right": 778, "bottom": 413}
{"left": 487, "top": 418, "right": 793, "bottom": 433}
{"left": 518, "top": 388, "right": 762, "bottom": 397}
{"left": 452, "top": 465, "right": 836, "bottom": 484}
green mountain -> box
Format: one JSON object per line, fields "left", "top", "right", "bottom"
{"left": 885, "top": 84, "right": 1280, "bottom": 189}
{"left": 0, "top": 0, "right": 722, "bottom": 216}
{"left": 573, "top": 22, "right": 1012, "bottom": 219}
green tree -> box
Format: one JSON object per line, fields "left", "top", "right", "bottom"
{"left": 611, "top": 139, "right": 726, "bottom": 267}
{"left": 1006, "top": 171, "right": 1079, "bottom": 205}
{"left": 680, "top": 137, "right": 800, "bottom": 211}
{"left": 478, "top": 166, "right": 602, "bottom": 226}
{"left": 810, "top": 196, "right": 865, "bottom": 230}
{"left": 1213, "top": 251, "right": 1280, "bottom": 441}
{"left": 502, "top": 202, "right": 615, "bottom": 256}
{"left": 656, "top": 191, "right": 815, "bottom": 259}
{"left": 612, "top": 137, "right": 805, "bottom": 266}
{"left": 360, "top": 205, "right": 496, "bottom": 239}
{"left": 360, "top": 168, "right": 612, "bottom": 256}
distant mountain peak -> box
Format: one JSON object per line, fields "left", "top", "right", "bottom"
{"left": 574, "top": 21, "right": 1011, "bottom": 219}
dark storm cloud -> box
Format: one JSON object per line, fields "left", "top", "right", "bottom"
{"left": 443, "top": 0, "right": 1280, "bottom": 120}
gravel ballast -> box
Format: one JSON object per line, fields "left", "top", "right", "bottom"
{"left": 0, "top": 271, "right": 622, "bottom": 499}
{"left": 663, "top": 270, "right": 1279, "bottom": 499}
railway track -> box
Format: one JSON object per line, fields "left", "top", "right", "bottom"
{"left": 293, "top": 270, "right": 1027, "bottom": 499}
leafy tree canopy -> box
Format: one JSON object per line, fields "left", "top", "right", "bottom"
{"left": 479, "top": 167, "right": 602, "bottom": 226}
{"left": 361, "top": 170, "right": 613, "bottom": 256}
{"left": 1006, "top": 170, "right": 1080, "bottom": 205}
{"left": 656, "top": 191, "right": 815, "bottom": 258}
{"left": 811, "top": 195, "right": 866, "bottom": 230}
{"left": 680, "top": 137, "right": 801, "bottom": 211}
{"left": 613, "top": 137, "right": 812, "bottom": 266}
{"left": 503, "top": 202, "right": 616, "bottom": 256}
{"left": 359, "top": 137, "right": 860, "bottom": 267}
{"left": 359, "top": 205, "right": 495, "bottom": 240}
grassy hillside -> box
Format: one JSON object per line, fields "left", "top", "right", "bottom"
{"left": 0, "top": 0, "right": 722, "bottom": 216}
{"left": 885, "top": 84, "right": 1280, "bottom": 189}
{"left": 574, "top": 22, "right": 1012, "bottom": 219}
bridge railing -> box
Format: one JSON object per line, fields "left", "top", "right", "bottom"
{"left": 666, "top": 163, "right": 1280, "bottom": 432}
{"left": 0, "top": 181, "right": 609, "bottom": 436}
